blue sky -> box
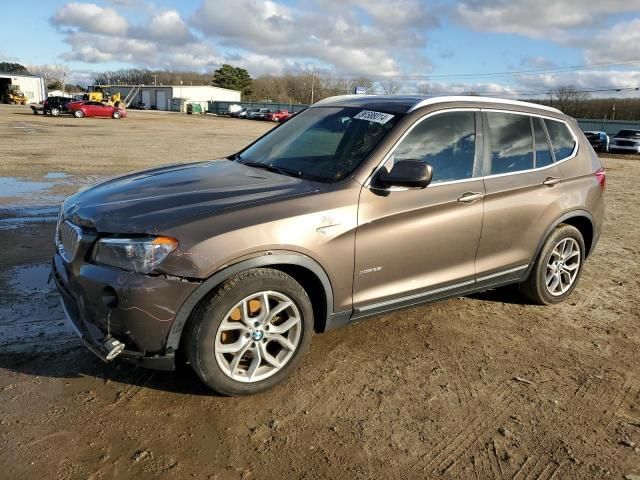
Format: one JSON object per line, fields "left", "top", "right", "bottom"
{"left": 2, "top": 0, "right": 640, "bottom": 97}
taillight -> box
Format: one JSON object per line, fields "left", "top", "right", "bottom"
{"left": 595, "top": 168, "right": 606, "bottom": 191}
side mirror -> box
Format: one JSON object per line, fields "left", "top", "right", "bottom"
{"left": 377, "top": 160, "right": 433, "bottom": 189}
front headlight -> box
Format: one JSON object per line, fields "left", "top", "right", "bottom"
{"left": 93, "top": 236, "right": 178, "bottom": 274}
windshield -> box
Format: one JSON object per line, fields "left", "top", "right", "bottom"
{"left": 617, "top": 130, "right": 640, "bottom": 138}
{"left": 237, "top": 107, "right": 401, "bottom": 183}
{"left": 584, "top": 132, "right": 598, "bottom": 139}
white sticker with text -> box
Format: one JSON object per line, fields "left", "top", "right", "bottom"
{"left": 353, "top": 110, "right": 395, "bottom": 124}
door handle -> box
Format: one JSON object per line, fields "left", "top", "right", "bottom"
{"left": 457, "top": 191, "right": 484, "bottom": 203}
{"left": 543, "top": 177, "right": 561, "bottom": 186}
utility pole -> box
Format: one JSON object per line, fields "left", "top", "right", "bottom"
{"left": 310, "top": 72, "right": 315, "bottom": 105}
{"left": 153, "top": 74, "right": 157, "bottom": 86}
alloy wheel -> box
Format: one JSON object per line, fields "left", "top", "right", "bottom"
{"left": 545, "top": 238, "right": 581, "bottom": 296}
{"left": 214, "top": 291, "right": 302, "bottom": 383}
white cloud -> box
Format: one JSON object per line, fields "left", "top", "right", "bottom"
{"left": 189, "top": 0, "right": 434, "bottom": 76}
{"left": 60, "top": 31, "right": 223, "bottom": 70}
{"left": 52, "top": 2, "right": 129, "bottom": 35}
{"left": 145, "top": 10, "right": 194, "bottom": 45}
{"left": 581, "top": 19, "right": 640, "bottom": 64}
{"left": 456, "top": 0, "right": 640, "bottom": 40}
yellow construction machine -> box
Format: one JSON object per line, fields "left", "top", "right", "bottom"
{"left": 3, "top": 85, "right": 27, "bottom": 105}
{"left": 86, "top": 85, "right": 122, "bottom": 106}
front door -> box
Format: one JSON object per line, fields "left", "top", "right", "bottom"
{"left": 353, "top": 110, "right": 485, "bottom": 311}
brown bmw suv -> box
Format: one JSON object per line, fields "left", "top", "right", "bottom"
{"left": 53, "top": 95, "right": 605, "bottom": 395}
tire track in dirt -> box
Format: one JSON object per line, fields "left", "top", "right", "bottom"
{"left": 512, "top": 374, "right": 629, "bottom": 480}
{"left": 407, "top": 382, "right": 515, "bottom": 476}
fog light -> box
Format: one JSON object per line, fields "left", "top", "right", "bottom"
{"left": 104, "top": 337, "right": 125, "bottom": 361}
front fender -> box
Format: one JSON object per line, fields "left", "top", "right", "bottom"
{"left": 164, "top": 250, "right": 335, "bottom": 351}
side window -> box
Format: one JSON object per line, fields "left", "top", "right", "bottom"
{"left": 392, "top": 111, "right": 476, "bottom": 183}
{"left": 545, "top": 119, "right": 576, "bottom": 161}
{"left": 533, "top": 117, "right": 554, "bottom": 168}
{"left": 486, "top": 112, "right": 534, "bottom": 175}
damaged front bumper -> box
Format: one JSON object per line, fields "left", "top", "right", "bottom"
{"left": 52, "top": 253, "right": 199, "bottom": 371}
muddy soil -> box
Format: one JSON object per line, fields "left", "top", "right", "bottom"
{"left": 0, "top": 104, "right": 638, "bottom": 479}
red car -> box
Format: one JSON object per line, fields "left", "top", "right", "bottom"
{"left": 68, "top": 101, "right": 127, "bottom": 119}
{"left": 265, "top": 109, "right": 290, "bottom": 122}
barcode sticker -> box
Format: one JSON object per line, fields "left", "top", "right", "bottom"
{"left": 353, "top": 110, "right": 395, "bottom": 124}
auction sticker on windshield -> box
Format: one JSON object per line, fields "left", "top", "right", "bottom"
{"left": 354, "top": 110, "right": 395, "bottom": 125}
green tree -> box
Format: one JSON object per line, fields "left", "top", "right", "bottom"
{"left": 212, "top": 64, "right": 252, "bottom": 97}
{"left": 0, "top": 62, "right": 30, "bottom": 74}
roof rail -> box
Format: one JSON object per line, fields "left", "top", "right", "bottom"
{"left": 312, "top": 94, "right": 380, "bottom": 106}
{"left": 408, "top": 96, "right": 563, "bottom": 114}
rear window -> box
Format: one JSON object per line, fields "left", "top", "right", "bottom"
{"left": 486, "top": 112, "right": 534, "bottom": 175}
{"left": 533, "top": 117, "right": 553, "bottom": 168}
{"left": 545, "top": 119, "right": 576, "bottom": 161}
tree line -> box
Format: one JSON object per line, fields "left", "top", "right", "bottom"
{"left": 5, "top": 61, "right": 640, "bottom": 120}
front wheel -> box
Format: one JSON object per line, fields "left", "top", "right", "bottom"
{"left": 520, "top": 224, "right": 585, "bottom": 305}
{"left": 50, "top": 107, "right": 60, "bottom": 116}
{"left": 73, "top": 110, "right": 84, "bottom": 118}
{"left": 186, "top": 268, "right": 314, "bottom": 395}
{"left": 112, "top": 111, "right": 121, "bottom": 119}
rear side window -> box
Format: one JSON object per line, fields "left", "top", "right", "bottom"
{"left": 545, "top": 119, "right": 576, "bottom": 160}
{"left": 392, "top": 111, "right": 476, "bottom": 183}
{"left": 486, "top": 112, "right": 533, "bottom": 175}
{"left": 533, "top": 117, "right": 553, "bottom": 168}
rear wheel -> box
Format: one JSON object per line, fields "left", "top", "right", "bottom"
{"left": 73, "top": 110, "right": 84, "bottom": 118}
{"left": 50, "top": 107, "right": 60, "bottom": 116}
{"left": 186, "top": 268, "right": 313, "bottom": 395}
{"left": 520, "top": 224, "right": 585, "bottom": 305}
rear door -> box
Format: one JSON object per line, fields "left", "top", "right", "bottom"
{"left": 475, "top": 111, "right": 568, "bottom": 281}
{"left": 353, "top": 110, "right": 485, "bottom": 311}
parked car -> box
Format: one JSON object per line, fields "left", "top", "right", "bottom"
{"left": 265, "top": 109, "right": 291, "bottom": 122}
{"left": 609, "top": 129, "right": 640, "bottom": 154}
{"left": 231, "top": 108, "right": 248, "bottom": 118}
{"left": 32, "top": 96, "right": 74, "bottom": 116}
{"left": 68, "top": 101, "right": 127, "bottom": 119}
{"left": 132, "top": 101, "right": 148, "bottom": 110}
{"left": 53, "top": 95, "right": 605, "bottom": 395}
{"left": 583, "top": 131, "right": 609, "bottom": 152}
{"left": 247, "top": 108, "right": 271, "bottom": 120}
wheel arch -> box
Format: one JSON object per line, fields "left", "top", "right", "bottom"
{"left": 524, "top": 210, "right": 595, "bottom": 279}
{"left": 165, "top": 252, "right": 335, "bottom": 352}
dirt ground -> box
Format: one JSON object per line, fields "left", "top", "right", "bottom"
{"left": 0, "top": 103, "right": 638, "bottom": 480}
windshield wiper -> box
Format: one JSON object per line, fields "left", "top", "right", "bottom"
{"left": 239, "top": 161, "right": 303, "bottom": 178}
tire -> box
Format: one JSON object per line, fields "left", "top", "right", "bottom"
{"left": 32, "top": 108, "right": 38, "bottom": 115}
{"left": 74, "top": 110, "right": 84, "bottom": 118}
{"left": 50, "top": 107, "right": 60, "bottom": 116}
{"left": 186, "top": 268, "right": 314, "bottom": 395}
{"left": 112, "top": 111, "right": 121, "bottom": 119}
{"left": 520, "top": 224, "right": 585, "bottom": 305}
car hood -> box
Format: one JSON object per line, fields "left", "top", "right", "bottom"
{"left": 62, "top": 160, "right": 319, "bottom": 233}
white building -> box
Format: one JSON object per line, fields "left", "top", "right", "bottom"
{"left": 95, "top": 84, "right": 241, "bottom": 111}
{"left": 0, "top": 72, "right": 46, "bottom": 104}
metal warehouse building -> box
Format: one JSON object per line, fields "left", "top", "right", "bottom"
{"left": 0, "top": 72, "right": 46, "bottom": 104}
{"left": 101, "top": 84, "right": 241, "bottom": 111}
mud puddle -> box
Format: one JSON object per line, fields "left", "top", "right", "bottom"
{"left": 0, "top": 172, "right": 103, "bottom": 228}
{"left": 0, "top": 263, "right": 74, "bottom": 353}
